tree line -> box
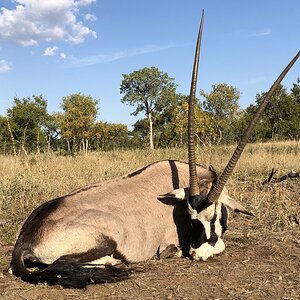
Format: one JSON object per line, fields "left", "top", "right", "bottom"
{"left": 0, "top": 67, "right": 299, "bottom": 155}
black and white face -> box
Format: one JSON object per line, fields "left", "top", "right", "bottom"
{"left": 160, "top": 184, "right": 252, "bottom": 260}
{"left": 187, "top": 196, "right": 228, "bottom": 261}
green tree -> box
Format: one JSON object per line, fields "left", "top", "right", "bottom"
{"left": 91, "top": 122, "right": 129, "bottom": 151}
{"left": 59, "top": 93, "right": 98, "bottom": 154}
{"left": 289, "top": 78, "right": 300, "bottom": 139}
{"left": 120, "top": 67, "right": 177, "bottom": 149}
{"left": 6, "top": 95, "right": 49, "bottom": 153}
{"left": 168, "top": 95, "right": 211, "bottom": 146}
{"left": 42, "top": 113, "right": 61, "bottom": 152}
{"left": 255, "top": 84, "right": 298, "bottom": 140}
{"left": 236, "top": 80, "right": 300, "bottom": 142}
{"left": 201, "top": 83, "right": 240, "bottom": 144}
{"left": 131, "top": 119, "right": 148, "bottom": 148}
{"left": 0, "top": 116, "right": 10, "bottom": 154}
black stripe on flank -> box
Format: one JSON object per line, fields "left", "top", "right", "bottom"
{"left": 169, "top": 160, "right": 180, "bottom": 190}
{"left": 127, "top": 161, "right": 166, "bottom": 177}
{"left": 127, "top": 160, "right": 180, "bottom": 178}
{"left": 14, "top": 197, "right": 62, "bottom": 248}
{"left": 10, "top": 197, "right": 63, "bottom": 280}
{"left": 12, "top": 235, "right": 132, "bottom": 288}
{"left": 56, "top": 236, "right": 120, "bottom": 264}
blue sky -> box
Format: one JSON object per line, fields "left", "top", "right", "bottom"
{"left": 0, "top": 0, "right": 299, "bottom": 129}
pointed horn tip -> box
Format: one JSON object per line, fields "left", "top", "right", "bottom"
{"left": 207, "top": 50, "right": 300, "bottom": 201}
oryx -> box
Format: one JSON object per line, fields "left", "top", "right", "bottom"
{"left": 9, "top": 10, "right": 300, "bottom": 288}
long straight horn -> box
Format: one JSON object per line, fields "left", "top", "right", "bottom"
{"left": 188, "top": 10, "right": 204, "bottom": 197}
{"left": 208, "top": 50, "right": 300, "bottom": 202}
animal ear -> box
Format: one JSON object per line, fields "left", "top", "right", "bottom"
{"left": 222, "top": 197, "right": 254, "bottom": 217}
{"left": 159, "top": 188, "right": 190, "bottom": 200}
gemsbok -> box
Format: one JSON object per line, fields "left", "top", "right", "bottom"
{"left": 9, "top": 10, "right": 300, "bottom": 288}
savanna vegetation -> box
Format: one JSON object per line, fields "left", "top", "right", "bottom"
{"left": 0, "top": 67, "right": 299, "bottom": 299}
{"left": 0, "top": 67, "right": 299, "bottom": 154}
{"left": 0, "top": 141, "right": 299, "bottom": 243}
{"left": 0, "top": 142, "right": 299, "bottom": 299}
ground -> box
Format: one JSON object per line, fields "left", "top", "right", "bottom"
{"left": 1, "top": 219, "right": 299, "bottom": 300}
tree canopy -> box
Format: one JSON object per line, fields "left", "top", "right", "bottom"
{"left": 5, "top": 95, "right": 49, "bottom": 154}
{"left": 240, "top": 83, "right": 300, "bottom": 141}
{"left": 200, "top": 83, "right": 241, "bottom": 144}
{"left": 120, "top": 66, "right": 177, "bottom": 149}
{"left": 58, "top": 93, "right": 99, "bottom": 153}
{"left": 0, "top": 74, "right": 299, "bottom": 155}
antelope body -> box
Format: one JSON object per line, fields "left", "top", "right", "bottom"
{"left": 10, "top": 160, "right": 239, "bottom": 288}
{"left": 9, "top": 6, "right": 299, "bottom": 288}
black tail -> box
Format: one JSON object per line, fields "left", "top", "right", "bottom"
{"left": 10, "top": 247, "right": 132, "bottom": 288}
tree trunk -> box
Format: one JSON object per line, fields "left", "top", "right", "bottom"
{"left": 72, "top": 136, "right": 76, "bottom": 154}
{"left": 36, "top": 129, "right": 40, "bottom": 154}
{"left": 85, "top": 139, "right": 89, "bottom": 155}
{"left": 21, "top": 125, "right": 28, "bottom": 156}
{"left": 46, "top": 134, "right": 51, "bottom": 152}
{"left": 7, "top": 121, "right": 17, "bottom": 156}
{"left": 148, "top": 112, "right": 154, "bottom": 150}
{"left": 66, "top": 138, "right": 71, "bottom": 153}
{"left": 3, "top": 140, "right": 7, "bottom": 155}
{"left": 80, "top": 139, "right": 84, "bottom": 153}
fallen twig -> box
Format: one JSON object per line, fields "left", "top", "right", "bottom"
{"left": 262, "top": 168, "right": 300, "bottom": 185}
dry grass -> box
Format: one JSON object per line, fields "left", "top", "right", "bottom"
{"left": 0, "top": 141, "right": 299, "bottom": 299}
{"left": 0, "top": 141, "right": 299, "bottom": 243}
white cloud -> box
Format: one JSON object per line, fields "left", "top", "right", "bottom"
{"left": 76, "top": 0, "right": 96, "bottom": 6}
{"left": 0, "top": 0, "right": 97, "bottom": 46}
{"left": 43, "top": 46, "right": 58, "bottom": 56}
{"left": 60, "top": 52, "right": 67, "bottom": 59}
{"left": 85, "top": 13, "right": 97, "bottom": 22}
{"left": 70, "top": 44, "right": 176, "bottom": 67}
{"left": 249, "top": 28, "right": 272, "bottom": 37}
{"left": 0, "top": 60, "right": 11, "bottom": 72}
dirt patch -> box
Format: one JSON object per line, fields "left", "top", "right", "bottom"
{"left": 1, "top": 220, "right": 299, "bottom": 300}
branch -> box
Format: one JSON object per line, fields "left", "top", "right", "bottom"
{"left": 262, "top": 168, "right": 300, "bottom": 185}
{"left": 261, "top": 168, "right": 278, "bottom": 185}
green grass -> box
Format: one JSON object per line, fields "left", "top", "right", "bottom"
{"left": 0, "top": 141, "right": 299, "bottom": 244}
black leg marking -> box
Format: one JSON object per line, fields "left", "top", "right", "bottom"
{"left": 191, "top": 219, "right": 207, "bottom": 249}
{"left": 220, "top": 204, "right": 228, "bottom": 234}
{"left": 208, "top": 212, "right": 218, "bottom": 246}
{"left": 158, "top": 244, "right": 179, "bottom": 259}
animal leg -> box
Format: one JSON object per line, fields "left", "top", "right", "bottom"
{"left": 213, "top": 238, "right": 225, "bottom": 255}
{"left": 83, "top": 255, "right": 124, "bottom": 268}
{"left": 158, "top": 244, "right": 181, "bottom": 259}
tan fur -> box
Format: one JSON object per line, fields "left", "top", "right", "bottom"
{"left": 29, "top": 161, "right": 217, "bottom": 264}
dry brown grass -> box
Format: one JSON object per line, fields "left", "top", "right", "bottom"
{"left": 0, "top": 141, "right": 299, "bottom": 243}
{"left": 0, "top": 141, "right": 299, "bottom": 299}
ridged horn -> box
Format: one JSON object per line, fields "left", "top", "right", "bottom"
{"left": 188, "top": 10, "right": 204, "bottom": 197}
{"left": 208, "top": 50, "right": 300, "bottom": 202}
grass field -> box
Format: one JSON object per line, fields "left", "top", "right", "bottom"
{"left": 0, "top": 141, "right": 299, "bottom": 299}
{"left": 1, "top": 141, "right": 299, "bottom": 243}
